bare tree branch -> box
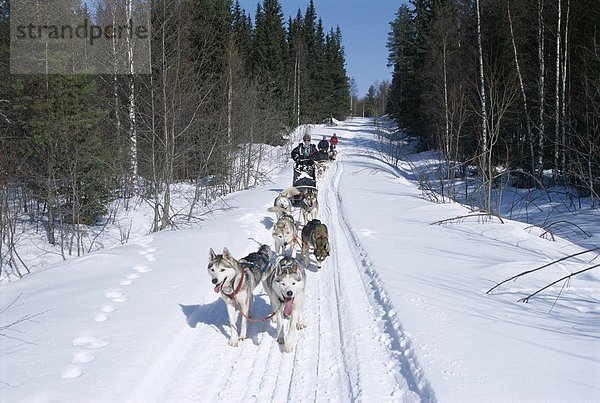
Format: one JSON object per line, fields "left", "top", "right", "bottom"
{"left": 431, "top": 213, "right": 505, "bottom": 225}
{"left": 487, "top": 246, "right": 600, "bottom": 294}
{"left": 518, "top": 263, "right": 600, "bottom": 303}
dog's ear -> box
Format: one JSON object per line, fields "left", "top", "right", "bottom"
{"left": 209, "top": 248, "right": 216, "bottom": 261}
{"left": 222, "top": 247, "right": 232, "bottom": 261}
{"left": 274, "top": 256, "right": 287, "bottom": 274}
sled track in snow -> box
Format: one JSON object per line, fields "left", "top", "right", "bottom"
{"left": 128, "top": 143, "right": 434, "bottom": 402}
{"left": 323, "top": 153, "right": 436, "bottom": 402}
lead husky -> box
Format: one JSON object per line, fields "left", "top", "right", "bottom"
{"left": 301, "top": 219, "right": 330, "bottom": 269}
{"left": 269, "top": 187, "right": 300, "bottom": 219}
{"left": 207, "top": 246, "right": 269, "bottom": 347}
{"left": 270, "top": 210, "right": 298, "bottom": 258}
{"left": 262, "top": 256, "right": 306, "bottom": 352}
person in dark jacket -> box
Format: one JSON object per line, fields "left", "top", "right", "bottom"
{"left": 316, "top": 135, "right": 330, "bottom": 161}
{"left": 292, "top": 134, "right": 318, "bottom": 162}
{"left": 317, "top": 135, "right": 329, "bottom": 153}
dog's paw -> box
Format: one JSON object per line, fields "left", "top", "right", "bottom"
{"left": 284, "top": 342, "right": 294, "bottom": 353}
{"left": 229, "top": 338, "right": 239, "bottom": 347}
{"left": 277, "top": 336, "right": 285, "bottom": 345}
{"left": 297, "top": 323, "right": 306, "bottom": 331}
{"left": 239, "top": 335, "right": 247, "bottom": 341}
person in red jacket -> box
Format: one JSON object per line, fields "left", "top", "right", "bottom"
{"left": 329, "top": 133, "right": 339, "bottom": 152}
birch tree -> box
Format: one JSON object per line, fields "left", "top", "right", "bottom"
{"left": 537, "top": 0, "right": 546, "bottom": 178}
{"left": 553, "top": 0, "right": 562, "bottom": 183}
{"left": 507, "top": 0, "right": 535, "bottom": 178}
{"left": 476, "top": 0, "right": 491, "bottom": 211}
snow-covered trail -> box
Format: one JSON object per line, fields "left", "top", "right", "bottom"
{"left": 3, "top": 118, "right": 598, "bottom": 402}
{"left": 124, "top": 120, "right": 427, "bottom": 402}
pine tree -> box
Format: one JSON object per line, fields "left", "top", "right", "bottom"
{"left": 387, "top": 4, "right": 417, "bottom": 129}
{"left": 30, "top": 76, "right": 109, "bottom": 227}
{"left": 186, "top": 0, "right": 233, "bottom": 81}
{"left": 324, "top": 27, "right": 350, "bottom": 119}
{"left": 231, "top": 0, "right": 253, "bottom": 72}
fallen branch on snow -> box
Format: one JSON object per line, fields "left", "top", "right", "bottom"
{"left": 486, "top": 246, "right": 600, "bottom": 295}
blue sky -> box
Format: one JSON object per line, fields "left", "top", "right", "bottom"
{"left": 237, "top": 0, "right": 405, "bottom": 98}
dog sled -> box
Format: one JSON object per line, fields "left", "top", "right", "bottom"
{"left": 292, "top": 158, "right": 318, "bottom": 208}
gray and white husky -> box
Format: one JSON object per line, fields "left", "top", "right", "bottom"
{"left": 315, "top": 160, "right": 330, "bottom": 180}
{"left": 270, "top": 211, "right": 298, "bottom": 258}
{"left": 300, "top": 188, "right": 319, "bottom": 223}
{"left": 262, "top": 256, "right": 306, "bottom": 352}
{"left": 268, "top": 187, "right": 300, "bottom": 219}
{"left": 207, "top": 246, "right": 270, "bottom": 347}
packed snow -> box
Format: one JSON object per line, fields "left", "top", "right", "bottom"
{"left": 1, "top": 118, "right": 599, "bottom": 402}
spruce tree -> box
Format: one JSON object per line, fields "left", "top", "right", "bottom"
{"left": 253, "top": 0, "right": 288, "bottom": 109}
{"left": 30, "top": 76, "right": 110, "bottom": 226}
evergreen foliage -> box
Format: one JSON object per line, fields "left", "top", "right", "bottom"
{"left": 0, "top": 0, "right": 351, "bottom": 265}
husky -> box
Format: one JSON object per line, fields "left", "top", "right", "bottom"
{"left": 300, "top": 188, "right": 319, "bottom": 223}
{"left": 315, "top": 160, "right": 330, "bottom": 180}
{"left": 301, "top": 219, "right": 330, "bottom": 269}
{"left": 329, "top": 149, "right": 338, "bottom": 161}
{"left": 271, "top": 212, "right": 298, "bottom": 258}
{"left": 207, "top": 246, "right": 267, "bottom": 347}
{"left": 268, "top": 187, "right": 300, "bottom": 219}
{"left": 262, "top": 256, "right": 306, "bottom": 352}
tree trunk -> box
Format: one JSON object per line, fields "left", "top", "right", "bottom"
{"left": 227, "top": 40, "right": 233, "bottom": 147}
{"left": 443, "top": 37, "right": 450, "bottom": 160}
{"left": 476, "top": 0, "right": 490, "bottom": 211}
{"left": 553, "top": 0, "right": 562, "bottom": 183}
{"left": 296, "top": 52, "right": 301, "bottom": 127}
{"left": 126, "top": 0, "right": 138, "bottom": 193}
{"left": 507, "top": 0, "right": 535, "bottom": 178}
{"left": 561, "top": 0, "right": 570, "bottom": 180}
{"left": 537, "top": 0, "right": 545, "bottom": 178}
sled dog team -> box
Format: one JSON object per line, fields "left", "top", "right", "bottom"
{"left": 207, "top": 186, "right": 330, "bottom": 353}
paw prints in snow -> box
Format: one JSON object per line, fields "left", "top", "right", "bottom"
{"left": 94, "top": 304, "right": 115, "bottom": 322}
{"left": 61, "top": 337, "right": 110, "bottom": 380}
{"left": 138, "top": 247, "right": 157, "bottom": 262}
{"left": 133, "top": 265, "right": 151, "bottom": 273}
{"left": 105, "top": 291, "right": 128, "bottom": 303}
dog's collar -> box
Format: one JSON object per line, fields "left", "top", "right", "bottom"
{"left": 223, "top": 269, "right": 245, "bottom": 299}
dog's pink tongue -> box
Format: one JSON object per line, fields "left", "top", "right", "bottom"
{"left": 284, "top": 299, "right": 294, "bottom": 317}
{"left": 214, "top": 283, "right": 223, "bottom": 293}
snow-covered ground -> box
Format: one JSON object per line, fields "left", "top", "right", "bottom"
{"left": 1, "top": 118, "right": 598, "bottom": 402}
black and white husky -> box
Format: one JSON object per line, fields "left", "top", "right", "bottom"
{"left": 207, "top": 245, "right": 271, "bottom": 347}
{"left": 262, "top": 256, "right": 306, "bottom": 352}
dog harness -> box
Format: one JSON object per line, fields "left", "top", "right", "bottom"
{"left": 222, "top": 269, "right": 245, "bottom": 300}
{"left": 240, "top": 252, "right": 270, "bottom": 274}
{"left": 240, "top": 252, "right": 269, "bottom": 288}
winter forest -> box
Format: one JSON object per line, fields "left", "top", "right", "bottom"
{"left": 0, "top": 0, "right": 598, "bottom": 292}
{"left": 381, "top": 0, "right": 599, "bottom": 213}
{"left": 0, "top": 0, "right": 350, "bottom": 276}
{"left": 0, "top": 0, "right": 599, "bottom": 400}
